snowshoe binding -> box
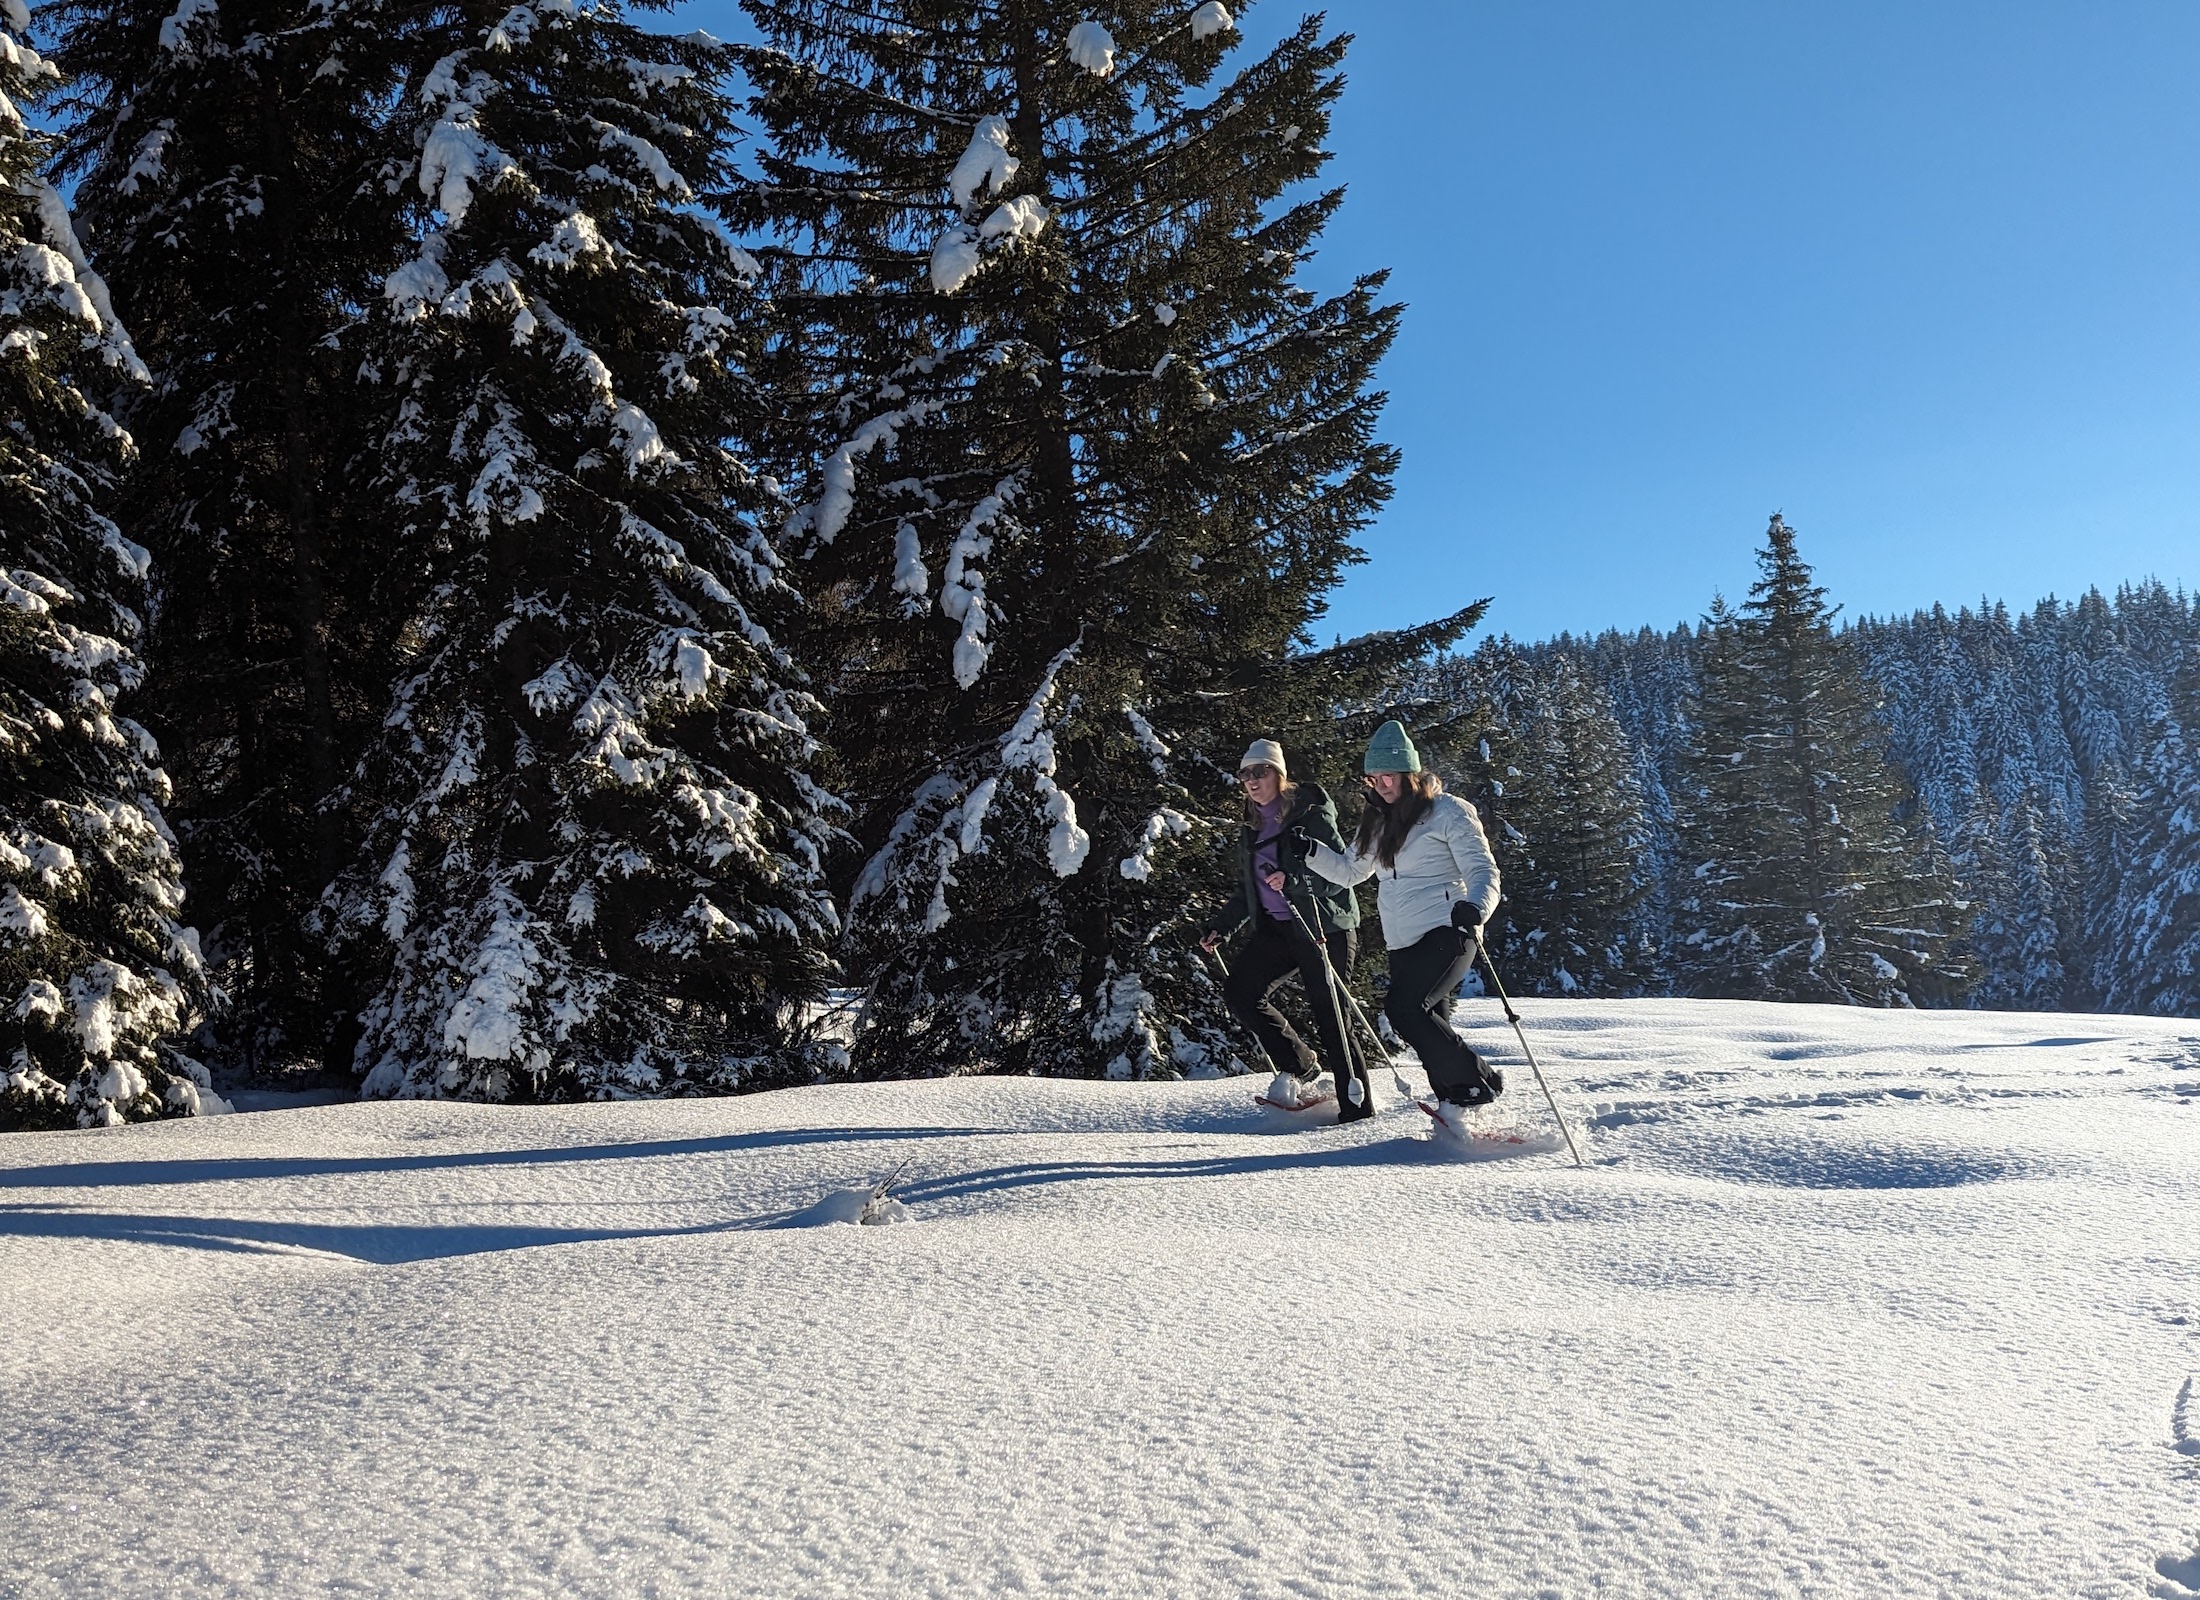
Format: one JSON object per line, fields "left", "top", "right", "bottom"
{"left": 1253, "top": 1072, "right": 1335, "bottom": 1114}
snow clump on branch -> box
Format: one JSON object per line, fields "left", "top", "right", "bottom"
{"left": 1066, "top": 21, "right": 1115, "bottom": 76}
{"left": 1189, "top": 2, "right": 1232, "bottom": 40}
{"left": 947, "top": 115, "right": 1017, "bottom": 208}
{"left": 931, "top": 116, "right": 1044, "bottom": 293}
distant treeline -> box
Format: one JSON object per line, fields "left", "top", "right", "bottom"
{"left": 1413, "top": 519, "right": 2198, "bottom": 1017}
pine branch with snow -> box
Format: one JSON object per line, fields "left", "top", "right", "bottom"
{"left": 733, "top": 1, "right": 1445, "bottom": 1077}
{"left": 0, "top": 19, "right": 210, "bottom": 1128}
{"left": 50, "top": 0, "right": 421, "bottom": 1076}
{"left": 325, "top": 0, "right": 840, "bottom": 1101}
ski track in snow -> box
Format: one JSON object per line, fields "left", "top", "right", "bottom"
{"left": 2, "top": 999, "right": 2196, "bottom": 1599}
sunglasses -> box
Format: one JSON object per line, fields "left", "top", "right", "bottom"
{"left": 1238, "top": 764, "right": 1278, "bottom": 784}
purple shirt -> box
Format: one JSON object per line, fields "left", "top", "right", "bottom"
{"left": 1252, "top": 795, "right": 1293, "bottom": 921}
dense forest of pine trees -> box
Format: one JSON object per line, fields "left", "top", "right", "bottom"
{"left": 3, "top": 0, "right": 1475, "bottom": 1125}
{"left": 2, "top": 0, "right": 2194, "bottom": 1128}
{"left": 1417, "top": 518, "right": 2200, "bottom": 1018}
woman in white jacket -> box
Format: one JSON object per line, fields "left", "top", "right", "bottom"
{"left": 1289, "top": 720, "right": 1505, "bottom": 1114}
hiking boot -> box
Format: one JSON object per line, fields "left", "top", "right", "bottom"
{"left": 1447, "top": 1076, "right": 1497, "bottom": 1110}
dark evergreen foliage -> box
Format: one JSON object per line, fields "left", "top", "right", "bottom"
{"left": 1855, "top": 582, "right": 2197, "bottom": 1011}
{"left": 319, "top": 0, "right": 841, "bottom": 1099}
{"left": 2100, "top": 648, "right": 2200, "bottom": 1014}
{"left": 1670, "top": 516, "right": 1969, "bottom": 1005}
{"left": 1417, "top": 642, "right": 1651, "bottom": 996}
{"left": 1962, "top": 787, "right": 2070, "bottom": 1011}
{"left": 1484, "top": 557, "right": 2195, "bottom": 1013}
{"left": 734, "top": 0, "right": 1471, "bottom": 1077}
{"left": 1, "top": 10, "right": 210, "bottom": 1128}
{"left": 51, "top": 0, "right": 412, "bottom": 1075}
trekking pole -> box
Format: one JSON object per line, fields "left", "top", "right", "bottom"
{"left": 1283, "top": 897, "right": 1414, "bottom": 1104}
{"left": 1473, "top": 942, "right": 1586, "bottom": 1170}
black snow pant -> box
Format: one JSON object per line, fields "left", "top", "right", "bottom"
{"left": 1223, "top": 916, "right": 1371, "bottom": 1118}
{"left": 1384, "top": 925, "right": 1499, "bottom": 1106}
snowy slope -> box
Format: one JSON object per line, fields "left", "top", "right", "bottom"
{"left": 3, "top": 1000, "right": 2198, "bottom": 1599}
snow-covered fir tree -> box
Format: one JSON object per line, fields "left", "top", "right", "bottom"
{"left": 1378, "top": 570, "right": 2194, "bottom": 1013}
{"left": 1672, "top": 516, "right": 1969, "bottom": 1006}
{"left": 1961, "top": 788, "right": 2070, "bottom": 1011}
{"left": 1419, "top": 641, "right": 1651, "bottom": 995}
{"left": 1572, "top": 620, "right": 1695, "bottom": 949}
{"left": 736, "top": 1, "right": 1470, "bottom": 1076}
{"left": 1854, "top": 583, "right": 2194, "bottom": 1008}
{"left": 51, "top": 0, "right": 415, "bottom": 1075}
{"left": 2098, "top": 649, "right": 2200, "bottom": 1015}
{"left": 2077, "top": 760, "right": 2144, "bottom": 1004}
{"left": 0, "top": 9, "right": 211, "bottom": 1128}
{"left": 321, "top": 0, "right": 840, "bottom": 1099}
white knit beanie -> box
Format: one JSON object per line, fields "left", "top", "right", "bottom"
{"left": 1238, "top": 738, "right": 1287, "bottom": 778}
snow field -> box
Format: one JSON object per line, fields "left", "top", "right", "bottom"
{"left": 3, "top": 999, "right": 2198, "bottom": 1598}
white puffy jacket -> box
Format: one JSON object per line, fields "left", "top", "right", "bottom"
{"left": 1305, "top": 792, "right": 1502, "bottom": 951}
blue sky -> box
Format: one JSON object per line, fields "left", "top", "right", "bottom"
{"left": 681, "top": 0, "right": 2199, "bottom": 643}
{"left": 1244, "top": 1, "right": 2200, "bottom": 642}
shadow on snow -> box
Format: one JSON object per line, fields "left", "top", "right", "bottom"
{"left": 892, "top": 1135, "right": 1432, "bottom": 1208}
{"left": 0, "top": 1126, "right": 1016, "bottom": 1192}
{"left": 0, "top": 1135, "right": 1440, "bottom": 1264}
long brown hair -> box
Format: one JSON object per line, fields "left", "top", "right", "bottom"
{"left": 1354, "top": 771, "right": 1443, "bottom": 868}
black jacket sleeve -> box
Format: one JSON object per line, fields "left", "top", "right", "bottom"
{"left": 1303, "top": 791, "right": 1349, "bottom": 856}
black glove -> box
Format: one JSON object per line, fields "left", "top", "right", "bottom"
{"left": 1449, "top": 900, "right": 1484, "bottom": 932}
{"left": 1282, "top": 826, "right": 1316, "bottom": 864}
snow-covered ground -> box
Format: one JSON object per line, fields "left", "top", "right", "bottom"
{"left": 5, "top": 999, "right": 2198, "bottom": 1599}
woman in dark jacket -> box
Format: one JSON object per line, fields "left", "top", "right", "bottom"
{"left": 1198, "top": 738, "right": 1372, "bottom": 1120}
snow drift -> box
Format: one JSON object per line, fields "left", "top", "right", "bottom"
{"left": 2, "top": 999, "right": 2196, "bottom": 1598}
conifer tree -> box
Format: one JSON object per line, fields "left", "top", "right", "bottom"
{"left": 735, "top": 2, "right": 1471, "bottom": 1076}
{"left": 1964, "top": 789, "right": 2069, "bottom": 1011}
{"left": 1671, "top": 593, "right": 1754, "bottom": 985}
{"left": 1423, "top": 642, "right": 1650, "bottom": 995}
{"left": 1672, "top": 516, "right": 1969, "bottom": 1006}
{"left": 321, "top": 0, "right": 840, "bottom": 1099}
{"left": 1, "top": 11, "right": 211, "bottom": 1128}
{"left": 1505, "top": 577, "right": 2198, "bottom": 1013}
{"left": 1583, "top": 619, "right": 1695, "bottom": 949}
{"left": 2076, "top": 760, "right": 2140, "bottom": 1007}
{"left": 51, "top": 0, "right": 412, "bottom": 1073}
{"left": 2099, "top": 651, "right": 2200, "bottom": 1015}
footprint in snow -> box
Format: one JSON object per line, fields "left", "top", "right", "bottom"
{"left": 2174, "top": 1377, "right": 2200, "bottom": 1460}
{"left": 2155, "top": 1538, "right": 2200, "bottom": 1600}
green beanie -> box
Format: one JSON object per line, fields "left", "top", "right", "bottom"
{"left": 1363, "top": 719, "right": 1422, "bottom": 775}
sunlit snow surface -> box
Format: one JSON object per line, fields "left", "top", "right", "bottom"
{"left": 5, "top": 1000, "right": 2199, "bottom": 1599}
